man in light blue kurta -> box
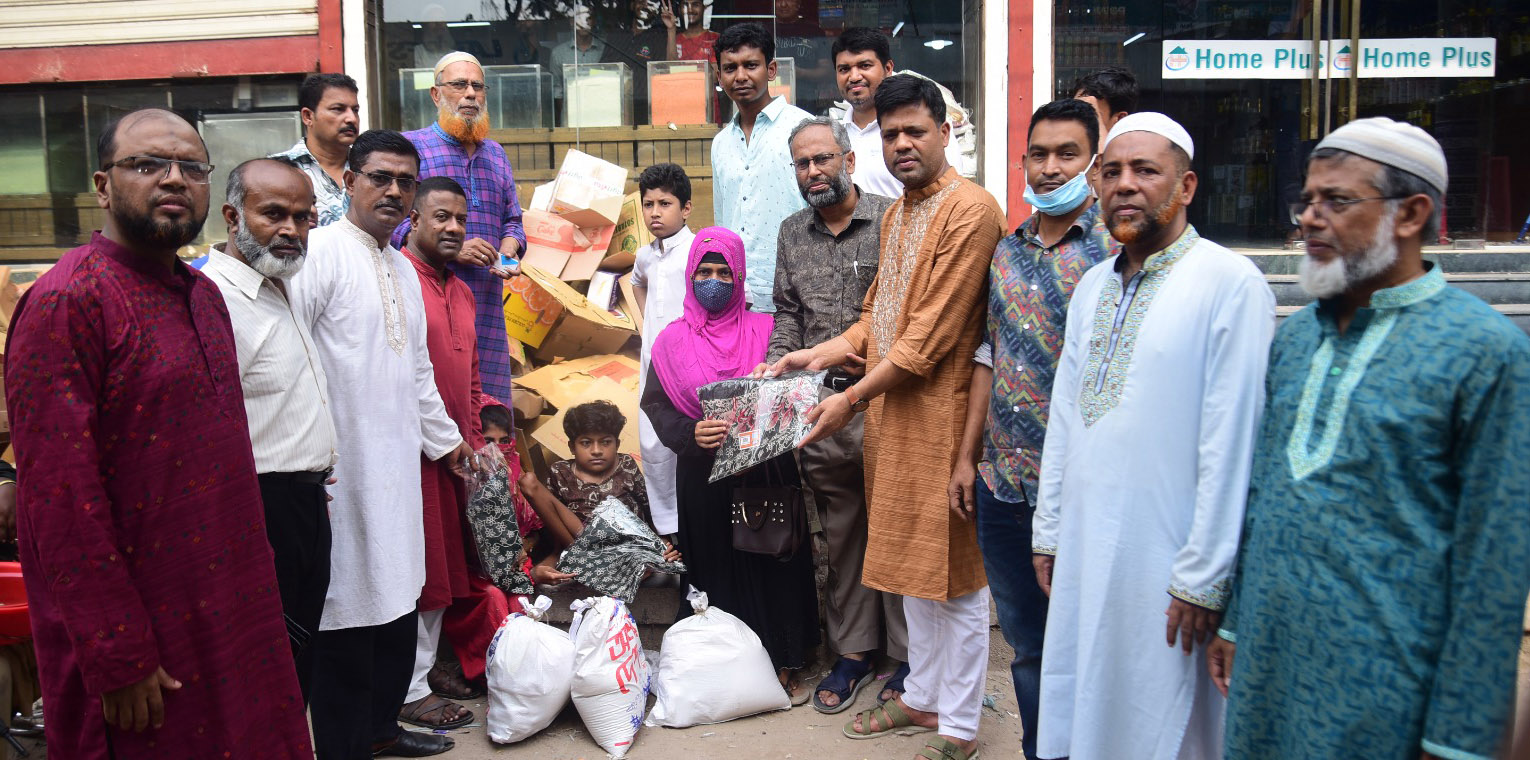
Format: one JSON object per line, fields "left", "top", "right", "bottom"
{"left": 709, "top": 23, "right": 811, "bottom": 312}
{"left": 1211, "top": 117, "right": 1530, "bottom": 760}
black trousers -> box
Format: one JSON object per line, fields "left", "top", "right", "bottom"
{"left": 256, "top": 471, "right": 333, "bottom": 703}
{"left": 309, "top": 611, "right": 418, "bottom": 759}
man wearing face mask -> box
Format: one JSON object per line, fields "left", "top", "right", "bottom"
{"left": 946, "top": 97, "right": 1111, "bottom": 760}
{"left": 203, "top": 159, "right": 336, "bottom": 706}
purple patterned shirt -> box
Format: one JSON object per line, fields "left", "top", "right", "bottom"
{"left": 395, "top": 123, "right": 525, "bottom": 401}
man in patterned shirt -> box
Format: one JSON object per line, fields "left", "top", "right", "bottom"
{"left": 395, "top": 51, "right": 526, "bottom": 402}
{"left": 948, "top": 97, "right": 1111, "bottom": 760}
{"left": 270, "top": 73, "right": 359, "bottom": 228}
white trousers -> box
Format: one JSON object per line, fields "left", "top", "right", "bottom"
{"left": 406, "top": 608, "right": 445, "bottom": 703}
{"left": 901, "top": 586, "right": 991, "bottom": 741}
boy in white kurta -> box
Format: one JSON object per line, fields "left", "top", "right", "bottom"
{"left": 1031, "top": 113, "right": 1275, "bottom": 760}
{"left": 628, "top": 163, "right": 696, "bottom": 536}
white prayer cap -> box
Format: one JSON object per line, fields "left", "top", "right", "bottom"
{"left": 1314, "top": 116, "right": 1448, "bottom": 194}
{"left": 1102, "top": 111, "right": 1195, "bottom": 161}
{"left": 433, "top": 51, "right": 482, "bottom": 79}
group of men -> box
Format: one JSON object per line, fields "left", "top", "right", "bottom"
{"left": 2, "top": 18, "right": 1527, "bottom": 760}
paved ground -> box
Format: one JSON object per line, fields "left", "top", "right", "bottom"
{"left": 414, "top": 628, "right": 1025, "bottom": 760}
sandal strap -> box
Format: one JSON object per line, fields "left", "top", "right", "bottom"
{"left": 918, "top": 736, "right": 971, "bottom": 760}
{"left": 819, "top": 656, "right": 873, "bottom": 695}
{"left": 878, "top": 698, "right": 914, "bottom": 727}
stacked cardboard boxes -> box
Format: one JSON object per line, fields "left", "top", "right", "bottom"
{"left": 502, "top": 150, "right": 655, "bottom": 480}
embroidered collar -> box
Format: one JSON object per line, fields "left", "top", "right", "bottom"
{"left": 336, "top": 215, "right": 386, "bottom": 252}
{"left": 430, "top": 122, "right": 462, "bottom": 147}
{"left": 1112, "top": 225, "right": 1199, "bottom": 274}
{"left": 1368, "top": 263, "right": 1444, "bottom": 309}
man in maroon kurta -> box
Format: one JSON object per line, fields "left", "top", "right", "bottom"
{"left": 399, "top": 176, "right": 511, "bottom": 728}
{"left": 3, "top": 109, "right": 310, "bottom": 758}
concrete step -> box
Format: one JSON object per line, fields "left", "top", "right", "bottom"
{"left": 1264, "top": 272, "right": 1530, "bottom": 307}
{"left": 1242, "top": 248, "right": 1530, "bottom": 275}
{"left": 1276, "top": 303, "right": 1530, "bottom": 333}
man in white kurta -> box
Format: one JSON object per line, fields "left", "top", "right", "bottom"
{"left": 628, "top": 172, "right": 695, "bottom": 536}
{"left": 286, "top": 130, "right": 471, "bottom": 759}
{"left": 1031, "top": 113, "right": 1274, "bottom": 760}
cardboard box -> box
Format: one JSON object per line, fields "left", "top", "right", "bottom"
{"left": 514, "top": 353, "right": 641, "bottom": 410}
{"left": 548, "top": 149, "right": 629, "bottom": 217}
{"left": 618, "top": 272, "right": 644, "bottom": 336}
{"left": 502, "top": 265, "right": 637, "bottom": 361}
{"left": 528, "top": 376, "right": 644, "bottom": 465}
{"left": 510, "top": 388, "right": 545, "bottom": 426}
{"left": 586, "top": 270, "right": 621, "bottom": 312}
{"left": 604, "top": 191, "right": 654, "bottom": 266}
{"left": 520, "top": 209, "right": 617, "bottom": 282}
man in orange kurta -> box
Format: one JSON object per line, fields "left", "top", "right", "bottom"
{"left": 772, "top": 75, "right": 1004, "bottom": 760}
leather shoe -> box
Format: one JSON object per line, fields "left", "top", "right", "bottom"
{"left": 373, "top": 730, "right": 454, "bottom": 757}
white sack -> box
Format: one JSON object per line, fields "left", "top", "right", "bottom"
{"left": 646, "top": 588, "right": 790, "bottom": 728}
{"left": 485, "top": 596, "right": 575, "bottom": 744}
{"left": 569, "top": 596, "right": 651, "bottom": 757}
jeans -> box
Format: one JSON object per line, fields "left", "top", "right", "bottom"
{"left": 975, "top": 478, "right": 1050, "bottom": 760}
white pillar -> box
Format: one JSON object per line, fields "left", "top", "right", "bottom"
{"left": 342, "top": 0, "right": 372, "bottom": 131}
{"left": 981, "top": 0, "right": 1009, "bottom": 209}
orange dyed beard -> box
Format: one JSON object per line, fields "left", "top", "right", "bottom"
{"left": 1108, "top": 180, "right": 1183, "bottom": 245}
{"left": 438, "top": 105, "right": 490, "bottom": 144}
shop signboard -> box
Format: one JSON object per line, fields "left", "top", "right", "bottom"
{"left": 1161, "top": 38, "right": 1495, "bottom": 80}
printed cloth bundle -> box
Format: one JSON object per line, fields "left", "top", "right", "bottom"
{"left": 699, "top": 370, "right": 827, "bottom": 482}
{"left": 465, "top": 443, "right": 536, "bottom": 597}
{"left": 556, "top": 498, "right": 684, "bottom": 602}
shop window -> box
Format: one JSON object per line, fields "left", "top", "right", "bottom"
{"left": 0, "top": 93, "right": 47, "bottom": 196}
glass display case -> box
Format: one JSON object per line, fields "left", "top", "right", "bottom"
{"left": 647, "top": 60, "right": 715, "bottom": 126}
{"left": 485, "top": 64, "right": 554, "bottom": 130}
{"left": 397, "top": 67, "right": 437, "bottom": 131}
{"left": 198, "top": 112, "right": 302, "bottom": 244}
{"left": 562, "top": 62, "right": 632, "bottom": 128}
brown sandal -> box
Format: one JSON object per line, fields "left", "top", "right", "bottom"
{"left": 427, "top": 661, "right": 485, "bottom": 700}
{"left": 398, "top": 693, "right": 474, "bottom": 729}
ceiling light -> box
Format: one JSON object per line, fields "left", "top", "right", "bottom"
{"left": 924, "top": 39, "right": 953, "bottom": 51}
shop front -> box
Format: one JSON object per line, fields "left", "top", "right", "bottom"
{"left": 1046, "top": 0, "right": 1528, "bottom": 246}
{"left": 372, "top": 0, "right": 988, "bottom": 227}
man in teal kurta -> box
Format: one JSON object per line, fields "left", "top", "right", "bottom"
{"left": 1209, "top": 117, "right": 1530, "bottom": 760}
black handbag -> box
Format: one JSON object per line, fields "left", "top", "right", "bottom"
{"left": 730, "top": 458, "right": 806, "bottom": 560}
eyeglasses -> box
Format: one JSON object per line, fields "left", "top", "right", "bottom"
{"left": 1288, "top": 196, "right": 1406, "bottom": 225}
{"left": 791, "top": 152, "right": 846, "bottom": 172}
{"left": 436, "top": 79, "right": 489, "bottom": 93}
{"left": 357, "top": 170, "right": 417, "bottom": 192}
{"left": 109, "top": 155, "right": 215, "bottom": 184}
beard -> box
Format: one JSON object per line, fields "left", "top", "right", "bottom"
{"left": 233, "top": 217, "right": 307, "bottom": 280}
{"left": 438, "top": 105, "right": 491, "bottom": 143}
{"left": 113, "top": 190, "right": 204, "bottom": 250}
{"left": 1107, "top": 180, "right": 1183, "bottom": 245}
{"left": 803, "top": 168, "right": 852, "bottom": 209}
{"left": 1298, "top": 211, "right": 1398, "bottom": 299}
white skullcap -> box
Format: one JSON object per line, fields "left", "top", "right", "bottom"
{"left": 1314, "top": 116, "right": 1447, "bottom": 193}
{"left": 1102, "top": 111, "right": 1195, "bottom": 161}
{"left": 433, "top": 51, "right": 482, "bottom": 79}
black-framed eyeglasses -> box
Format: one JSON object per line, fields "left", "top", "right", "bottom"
{"left": 109, "top": 155, "right": 215, "bottom": 184}
{"left": 1288, "top": 196, "right": 1407, "bottom": 225}
{"left": 358, "top": 171, "right": 417, "bottom": 192}
{"left": 791, "top": 151, "right": 846, "bottom": 171}
{"left": 436, "top": 79, "right": 489, "bottom": 93}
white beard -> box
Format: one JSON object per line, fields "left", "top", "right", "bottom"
{"left": 234, "top": 219, "right": 307, "bottom": 280}
{"left": 1298, "top": 212, "right": 1398, "bottom": 299}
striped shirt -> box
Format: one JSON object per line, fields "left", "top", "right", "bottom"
{"left": 394, "top": 123, "right": 526, "bottom": 400}
{"left": 202, "top": 248, "right": 337, "bottom": 474}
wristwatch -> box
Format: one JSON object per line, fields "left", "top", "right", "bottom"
{"left": 844, "top": 384, "right": 870, "bottom": 413}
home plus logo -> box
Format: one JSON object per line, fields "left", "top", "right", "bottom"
{"left": 1165, "top": 46, "right": 1191, "bottom": 71}
{"left": 1333, "top": 44, "right": 1353, "bottom": 72}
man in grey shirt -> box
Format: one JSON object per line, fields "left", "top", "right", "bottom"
{"left": 760, "top": 115, "right": 907, "bottom": 714}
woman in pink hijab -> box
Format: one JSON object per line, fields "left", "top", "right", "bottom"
{"left": 640, "top": 227, "right": 820, "bottom": 704}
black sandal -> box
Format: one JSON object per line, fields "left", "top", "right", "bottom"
{"left": 398, "top": 694, "right": 474, "bottom": 729}
{"left": 812, "top": 656, "right": 874, "bottom": 714}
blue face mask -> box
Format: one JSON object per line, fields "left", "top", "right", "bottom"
{"left": 1023, "top": 155, "right": 1096, "bottom": 216}
{"left": 693, "top": 277, "right": 734, "bottom": 312}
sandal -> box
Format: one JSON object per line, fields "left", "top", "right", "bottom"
{"left": 841, "top": 699, "right": 933, "bottom": 740}
{"left": 917, "top": 735, "right": 981, "bottom": 760}
{"left": 812, "top": 656, "right": 874, "bottom": 714}
{"left": 427, "top": 661, "right": 485, "bottom": 700}
{"left": 878, "top": 661, "right": 911, "bottom": 705}
{"left": 398, "top": 693, "right": 474, "bottom": 729}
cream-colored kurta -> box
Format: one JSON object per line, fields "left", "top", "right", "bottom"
{"left": 839, "top": 168, "right": 1005, "bottom": 601}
